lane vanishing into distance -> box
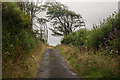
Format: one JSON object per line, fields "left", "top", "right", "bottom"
{"left": 36, "top": 48, "right": 80, "bottom": 78}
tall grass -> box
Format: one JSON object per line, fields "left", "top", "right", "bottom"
{"left": 2, "top": 42, "right": 46, "bottom": 78}
{"left": 2, "top": 2, "right": 46, "bottom": 78}
{"left": 56, "top": 45, "right": 120, "bottom": 78}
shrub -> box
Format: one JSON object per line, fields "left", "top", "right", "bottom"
{"left": 61, "top": 29, "right": 88, "bottom": 46}
{"left": 61, "top": 11, "right": 120, "bottom": 55}
{"left": 18, "top": 29, "right": 37, "bottom": 51}
{"left": 104, "top": 28, "right": 120, "bottom": 55}
{"left": 2, "top": 2, "right": 38, "bottom": 56}
{"left": 86, "top": 28, "right": 104, "bottom": 50}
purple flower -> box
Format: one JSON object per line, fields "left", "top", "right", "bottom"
{"left": 114, "top": 28, "right": 117, "bottom": 33}
{"left": 106, "top": 46, "right": 108, "bottom": 49}
{"left": 118, "top": 29, "right": 120, "bottom": 34}
{"left": 110, "top": 32, "right": 112, "bottom": 34}
{"left": 108, "top": 34, "right": 113, "bottom": 39}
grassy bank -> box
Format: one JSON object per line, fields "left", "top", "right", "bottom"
{"left": 2, "top": 42, "right": 46, "bottom": 78}
{"left": 55, "top": 44, "right": 120, "bottom": 78}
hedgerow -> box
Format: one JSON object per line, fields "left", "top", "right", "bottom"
{"left": 61, "top": 11, "right": 120, "bottom": 55}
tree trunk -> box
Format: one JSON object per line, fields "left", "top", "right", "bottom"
{"left": 30, "top": 2, "right": 33, "bottom": 31}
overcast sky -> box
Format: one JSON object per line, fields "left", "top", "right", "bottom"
{"left": 46, "top": 1, "right": 119, "bottom": 46}
{"left": 34, "top": 0, "right": 119, "bottom": 46}
{"left": 2, "top": 0, "right": 119, "bottom": 46}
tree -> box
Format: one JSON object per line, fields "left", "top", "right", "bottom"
{"left": 2, "top": 2, "right": 37, "bottom": 56}
{"left": 34, "top": 17, "right": 48, "bottom": 42}
{"left": 17, "top": 1, "right": 48, "bottom": 42}
{"left": 45, "top": 2, "right": 85, "bottom": 36}
{"left": 17, "top": 1, "right": 46, "bottom": 31}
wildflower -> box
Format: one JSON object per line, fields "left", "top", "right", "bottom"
{"left": 104, "top": 42, "right": 106, "bottom": 46}
{"left": 110, "top": 32, "right": 112, "bottom": 34}
{"left": 117, "top": 29, "right": 120, "bottom": 34}
{"left": 11, "top": 45, "right": 13, "bottom": 47}
{"left": 116, "top": 51, "right": 118, "bottom": 53}
{"left": 114, "top": 28, "right": 117, "bottom": 33}
{"left": 106, "top": 46, "right": 108, "bottom": 49}
{"left": 107, "top": 39, "right": 110, "bottom": 42}
{"left": 110, "top": 50, "right": 113, "bottom": 54}
{"left": 108, "top": 34, "right": 113, "bottom": 39}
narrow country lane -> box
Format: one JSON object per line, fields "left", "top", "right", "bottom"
{"left": 36, "top": 48, "right": 80, "bottom": 78}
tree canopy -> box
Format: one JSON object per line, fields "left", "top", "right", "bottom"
{"left": 44, "top": 2, "right": 85, "bottom": 36}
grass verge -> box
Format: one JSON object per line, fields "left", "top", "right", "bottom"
{"left": 55, "top": 44, "right": 120, "bottom": 78}
{"left": 2, "top": 42, "right": 46, "bottom": 78}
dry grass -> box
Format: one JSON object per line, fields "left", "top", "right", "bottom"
{"left": 56, "top": 44, "right": 120, "bottom": 78}
{"left": 2, "top": 42, "right": 46, "bottom": 78}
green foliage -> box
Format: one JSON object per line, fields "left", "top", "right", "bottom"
{"left": 86, "top": 28, "right": 104, "bottom": 49}
{"left": 75, "top": 29, "right": 88, "bottom": 46}
{"left": 86, "top": 12, "right": 120, "bottom": 50}
{"left": 18, "top": 29, "right": 38, "bottom": 51}
{"left": 56, "top": 45, "right": 120, "bottom": 78}
{"left": 61, "top": 29, "right": 88, "bottom": 46}
{"left": 45, "top": 2, "right": 85, "bottom": 36}
{"left": 2, "top": 2, "right": 38, "bottom": 56}
{"left": 61, "top": 32, "right": 74, "bottom": 45}
{"left": 61, "top": 11, "right": 120, "bottom": 55}
{"left": 39, "top": 38, "right": 46, "bottom": 43}
{"left": 103, "top": 28, "right": 120, "bottom": 55}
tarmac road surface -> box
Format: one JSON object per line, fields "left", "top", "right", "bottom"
{"left": 36, "top": 48, "right": 80, "bottom": 79}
